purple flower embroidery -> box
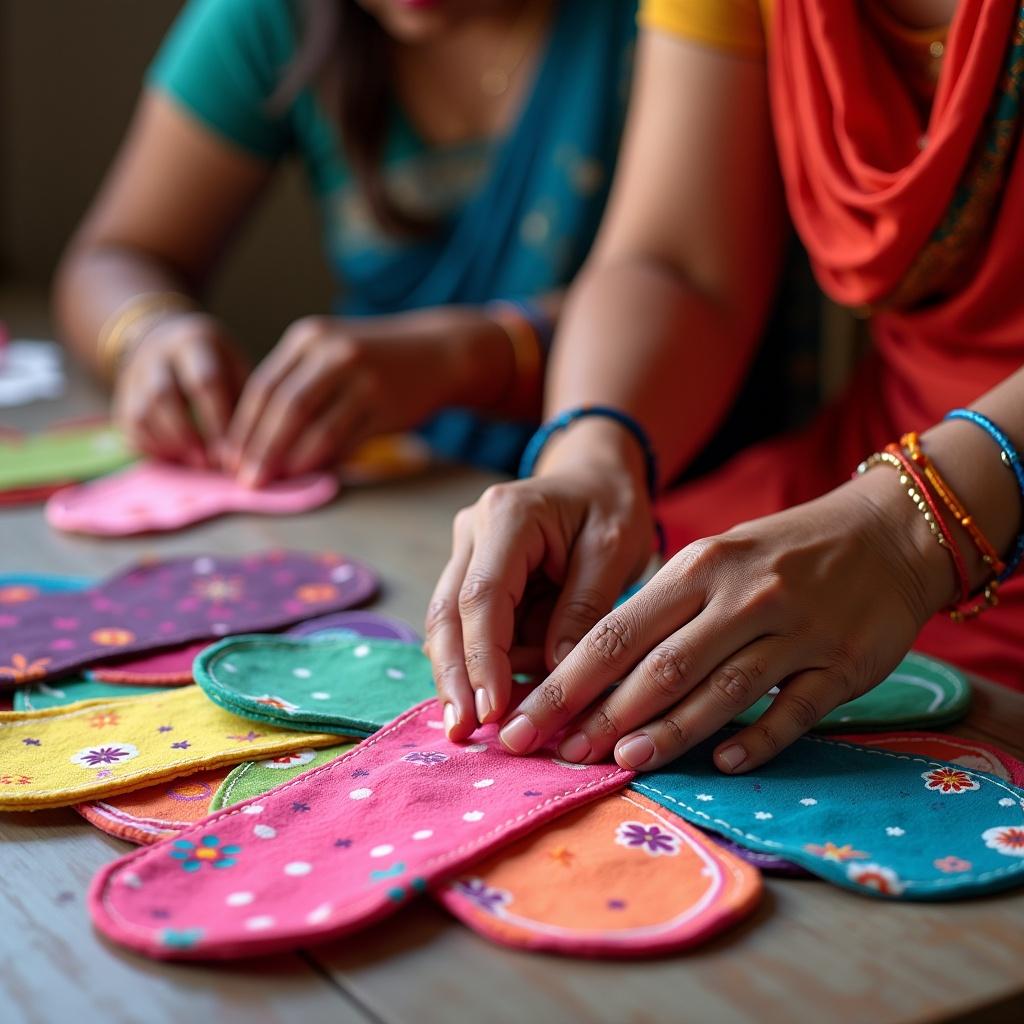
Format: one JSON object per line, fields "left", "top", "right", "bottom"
{"left": 615, "top": 821, "right": 680, "bottom": 857}
{"left": 22, "top": 738, "right": 40, "bottom": 746}
{"left": 70, "top": 743, "right": 139, "bottom": 768}
{"left": 402, "top": 751, "right": 449, "bottom": 767}
{"left": 453, "top": 878, "right": 511, "bottom": 914}
{"left": 171, "top": 740, "right": 191, "bottom": 750}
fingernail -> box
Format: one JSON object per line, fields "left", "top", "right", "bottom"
{"left": 238, "top": 464, "right": 260, "bottom": 489}
{"left": 474, "top": 688, "right": 492, "bottom": 724}
{"left": 616, "top": 734, "right": 656, "bottom": 769}
{"left": 558, "top": 732, "right": 591, "bottom": 763}
{"left": 443, "top": 702, "right": 459, "bottom": 738}
{"left": 717, "top": 744, "right": 747, "bottom": 772}
{"left": 499, "top": 714, "right": 537, "bottom": 754}
{"left": 554, "top": 639, "right": 575, "bottom": 664}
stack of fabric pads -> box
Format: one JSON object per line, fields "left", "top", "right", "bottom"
{"left": 1, "top": 556, "right": 1022, "bottom": 962}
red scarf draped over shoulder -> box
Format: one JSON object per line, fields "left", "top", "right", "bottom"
{"left": 770, "top": 0, "right": 1024, "bottom": 433}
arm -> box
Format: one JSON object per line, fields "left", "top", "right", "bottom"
{"left": 54, "top": 91, "right": 272, "bottom": 464}
{"left": 426, "top": 30, "right": 787, "bottom": 737}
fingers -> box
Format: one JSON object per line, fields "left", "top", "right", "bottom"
{"left": 457, "top": 484, "right": 550, "bottom": 733}
{"left": 712, "top": 669, "right": 851, "bottom": 774}
{"left": 173, "top": 342, "right": 239, "bottom": 464}
{"left": 121, "top": 362, "right": 205, "bottom": 467}
{"left": 425, "top": 507, "right": 476, "bottom": 741}
{"left": 545, "top": 512, "right": 646, "bottom": 670}
{"left": 282, "top": 384, "right": 371, "bottom": 477}
{"left": 499, "top": 546, "right": 711, "bottom": 755}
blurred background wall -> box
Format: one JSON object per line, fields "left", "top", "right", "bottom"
{"left": 0, "top": 0, "right": 332, "bottom": 348}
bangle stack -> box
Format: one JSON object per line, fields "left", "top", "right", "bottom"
{"left": 855, "top": 409, "right": 1024, "bottom": 622}
{"left": 486, "top": 301, "right": 547, "bottom": 419}
{"left": 96, "top": 292, "right": 195, "bottom": 379}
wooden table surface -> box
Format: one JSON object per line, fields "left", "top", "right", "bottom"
{"left": 1, "top": 331, "right": 1023, "bottom": 1024}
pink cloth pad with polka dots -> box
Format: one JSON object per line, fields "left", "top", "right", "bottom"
{"left": 0, "top": 552, "right": 376, "bottom": 686}
{"left": 45, "top": 462, "right": 339, "bottom": 536}
{"left": 89, "top": 699, "right": 634, "bottom": 960}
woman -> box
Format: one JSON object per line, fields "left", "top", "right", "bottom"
{"left": 55, "top": 0, "right": 636, "bottom": 482}
{"left": 426, "top": 0, "right": 1024, "bottom": 773}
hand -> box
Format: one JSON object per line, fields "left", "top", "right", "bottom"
{"left": 225, "top": 308, "right": 516, "bottom": 486}
{"left": 425, "top": 418, "right": 657, "bottom": 741}
{"left": 495, "top": 468, "right": 957, "bottom": 774}
{"left": 113, "top": 312, "right": 249, "bottom": 468}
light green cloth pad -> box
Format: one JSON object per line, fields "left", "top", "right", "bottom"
{"left": 209, "top": 742, "right": 356, "bottom": 810}
{"left": 0, "top": 422, "right": 135, "bottom": 490}
{"left": 734, "top": 652, "right": 970, "bottom": 731}
{"left": 195, "top": 634, "right": 437, "bottom": 736}
{"left": 14, "top": 677, "right": 172, "bottom": 711}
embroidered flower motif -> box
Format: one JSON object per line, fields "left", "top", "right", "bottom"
{"left": 171, "top": 740, "right": 191, "bottom": 750}
{"left": 804, "top": 842, "right": 869, "bottom": 863}
{"left": 921, "top": 767, "right": 980, "bottom": 794}
{"left": 88, "top": 710, "right": 120, "bottom": 729}
{"left": 981, "top": 825, "right": 1024, "bottom": 858}
{"left": 0, "top": 774, "right": 31, "bottom": 785}
{"left": 227, "top": 731, "right": 262, "bottom": 742}
{"left": 0, "top": 653, "right": 51, "bottom": 682}
{"left": 70, "top": 743, "right": 139, "bottom": 768}
{"left": 0, "top": 585, "right": 38, "bottom": 604}
{"left": 548, "top": 845, "right": 575, "bottom": 866}
{"left": 90, "top": 627, "right": 136, "bottom": 647}
{"left": 193, "top": 575, "right": 243, "bottom": 603}
{"left": 22, "top": 738, "right": 41, "bottom": 747}
{"left": 754, "top": 811, "right": 773, "bottom": 820}
{"left": 934, "top": 855, "right": 972, "bottom": 873}
{"left": 401, "top": 751, "right": 450, "bottom": 766}
{"left": 170, "top": 835, "right": 242, "bottom": 872}
{"left": 295, "top": 583, "right": 340, "bottom": 604}
{"left": 615, "top": 821, "right": 681, "bottom": 857}
{"left": 885, "top": 827, "right": 905, "bottom": 837}
{"left": 157, "top": 725, "right": 174, "bottom": 733}
{"left": 696, "top": 793, "right": 714, "bottom": 802}
{"left": 252, "top": 695, "right": 299, "bottom": 712}
{"left": 453, "top": 878, "right": 511, "bottom": 913}
{"left": 259, "top": 749, "right": 316, "bottom": 770}
{"left": 846, "top": 862, "right": 906, "bottom": 895}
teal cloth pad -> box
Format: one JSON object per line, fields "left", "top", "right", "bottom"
{"left": 194, "top": 634, "right": 436, "bottom": 736}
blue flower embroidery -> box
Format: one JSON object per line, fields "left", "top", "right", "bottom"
{"left": 169, "top": 835, "right": 241, "bottom": 872}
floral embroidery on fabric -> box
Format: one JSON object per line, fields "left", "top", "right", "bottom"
{"left": 88, "top": 711, "right": 120, "bottom": 729}
{"left": 90, "top": 628, "right": 136, "bottom": 647}
{"left": 253, "top": 695, "right": 299, "bottom": 712}
{"left": 170, "top": 835, "right": 242, "bottom": 872}
{"left": 846, "top": 863, "right": 906, "bottom": 896}
{"left": 227, "top": 731, "right": 263, "bottom": 743}
{"left": 70, "top": 743, "right": 139, "bottom": 768}
{"left": 547, "top": 845, "right": 575, "bottom": 866}
{"left": 259, "top": 750, "right": 317, "bottom": 769}
{"left": 452, "top": 878, "right": 512, "bottom": 913}
{"left": 804, "top": 842, "right": 869, "bottom": 863}
{"left": 615, "top": 821, "right": 681, "bottom": 857}
{"left": 295, "top": 583, "right": 340, "bottom": 604}
{"left": 0, "top": 653, "right": 51, "bottom": 682}
{"left": 934, "top": 856, "right": 972, "bottom": 873}
{"left": 401, "top": 751, "right": 449, "bottom": 767}
{"left": 921, "top": 767, "right": 980, "bottom": 794}
{"left": 193, "top": 575, "right": 243, "bottom": 603}
{"left": 981, "top": 825, "right": 1024, "bottom": 858}
{"left": 0, "top": 585, "right": 38, "bottom": 604}
{"left": 22, "top": 738, "right": 41, "bottom": 747}
{"left": 0, "top": 774, "right": 32, "bottom": 785}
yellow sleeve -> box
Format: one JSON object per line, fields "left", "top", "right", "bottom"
{"left": 639, "top": 0, "right": 767, "bottom": 58}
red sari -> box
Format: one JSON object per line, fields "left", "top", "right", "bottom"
{"left": 658, "top": 0, "right": 1024, "bottom": 689}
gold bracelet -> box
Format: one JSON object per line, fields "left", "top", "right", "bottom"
{"left": 487, "top": 303, "right": 543, "bottom": 417}
{"left": 96, "top": 292, "right": 195, "bottom": 378}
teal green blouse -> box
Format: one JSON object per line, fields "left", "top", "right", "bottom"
{"left": 150, "top": 0, "right": 637, "bottom": 471}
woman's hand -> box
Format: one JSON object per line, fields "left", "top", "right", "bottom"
{"left": 495, "top": 468, "right": 958, "bottom": 773}
{"left": 425, "top": 418, "right": 657, "bottom": 741}
{"left": 225, "top": 307, "right": 517, "bottom": 487}
{"left": 114, "top": 311, "right": 249, "bottom": 469}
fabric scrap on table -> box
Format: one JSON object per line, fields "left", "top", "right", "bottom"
{"left": 89, "top": 699, "right": 633, "bottom": 960}
{"left": 0, "top": 686, "right": 339, "bottom": 810}
{"left": 76, "top": 767, "right": 232, "bottom": 845}
{"left": 195, "top": 635, "right": 435, "bottom": 737}
{"left": 14, "top": 678, "right": 172, "bottom": 711}
{"left": 734, "top": 652, "right": 969, "bottom": 731}
{"left": 0, "top": 551, "right": 376, "bottom": 685}
{"left": 210, "top": 744, "right": 356, "bottom": 810}
{"left": 287, "top": 610, "right": 421, "bottom": 644}
{"left": 438, "top": 789, "right": 761, "bottom": 957}
{"left": 46, "top": 462, "right": 339, "bottom": 536}
{"left": 633, "top": 733, "right": 1024, "bottom": 900}
{"left": 87, "top": 642, "right": 209, "bottom": 686}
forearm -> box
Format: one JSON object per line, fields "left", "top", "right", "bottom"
{"left": 53, "top": 242, "right": 199, "bottom": 381}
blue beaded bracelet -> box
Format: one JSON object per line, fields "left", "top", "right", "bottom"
{"left": 518, "top": 405, "right": 659, "bottom": 499}
{"left": 945, "top": 408, "right": 1024, "bottom": 581}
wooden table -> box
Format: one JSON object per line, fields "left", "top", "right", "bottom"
{"left": 1, "top": 341, "right": 1023, "bottom": 1024}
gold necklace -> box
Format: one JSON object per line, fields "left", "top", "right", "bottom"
{"left": 480, "top": 0, "right": 548, "bottom": 97}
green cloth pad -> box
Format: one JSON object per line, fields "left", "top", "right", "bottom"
{"left": 209, "top": 743, "right": 356, "bottom": 810}
{"left": 195, "top": 635, "right": 437, "bottom": 737}
{"left": 14, "top": 677, "right": 172, "bottom": 711}
{"left": 633, "top": 733, "right": 1024, "bottom": 900}
{"left": 734, "top": 652, "right": 970, "bottom": 731}
{"left": 0, "top": 422, "right": 135, "bottom": 490}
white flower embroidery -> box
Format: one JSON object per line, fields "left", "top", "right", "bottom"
{"left": 885, "top": 827, "right": 905, "bottom": 837}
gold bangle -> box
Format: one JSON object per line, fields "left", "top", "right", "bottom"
{"left": 96, "top": 292, "right": 195, "bottom": 378}
{"left": 487, "top": 303, "right": 543, "bottom": 417}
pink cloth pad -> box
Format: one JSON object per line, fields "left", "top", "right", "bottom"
{"left": 89, "top": 699, "right": 633, "bottom": 960}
